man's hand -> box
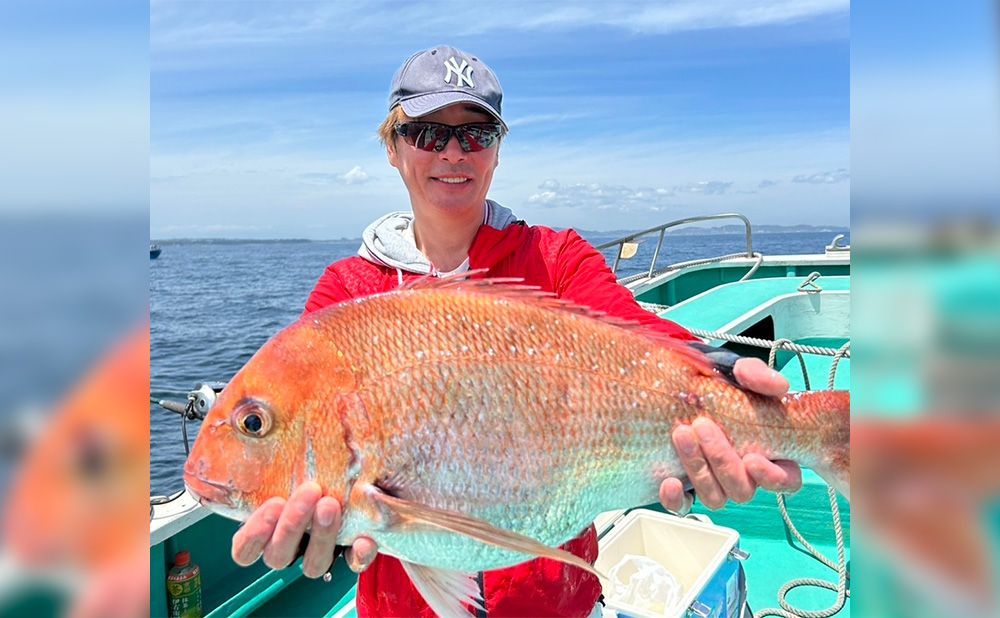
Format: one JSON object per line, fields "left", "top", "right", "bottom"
{"left": 231, "top": 481, "right": 378, "bottom": 577}
{"left": 660, "top": 357, "right": 802, "bottom": 512}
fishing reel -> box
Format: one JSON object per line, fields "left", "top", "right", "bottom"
{"left": 157, "top": 382, "right": 226, "bottom": 454}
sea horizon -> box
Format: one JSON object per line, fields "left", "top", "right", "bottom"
{"left": 151, "top": 223, "right": 851, "bottom": 244}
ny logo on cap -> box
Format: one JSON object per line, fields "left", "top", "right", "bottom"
{"left": 443, "top": 57, "right": 474, "bottom": 88}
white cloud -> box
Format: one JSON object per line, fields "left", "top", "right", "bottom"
{"left": 341, "top": 165, "right": 371, "bottom": 185}
{"left": 673, "top": 180, "right": 733, "bottom": 195}
{"left": 296, "top": 166, "right": 372, "bottom": 186}
{"left": 758, "top": 179, "right": 780, "bottom": 188}
{"left": 527, "top": 179, "right": 678, "bottom": 211}
{"left": 792, "top": 168, "right": 849, "bottom": 184}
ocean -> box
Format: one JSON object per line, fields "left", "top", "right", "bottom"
{"left": 150, "top": 229, "right": 847, "bottom": 496}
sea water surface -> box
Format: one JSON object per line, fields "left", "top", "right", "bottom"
{"left": 150, "top": 230, "right": 847, "bottom": 495}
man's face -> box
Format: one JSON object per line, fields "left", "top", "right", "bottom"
{"left": 387, "top": 104, "right": 500, "bottom": 217}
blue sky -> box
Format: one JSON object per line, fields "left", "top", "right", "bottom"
{"left": 0, "top": 0, "right": 148, "bottom": 213}
{"left": 852, "top": 0, "right": 1000, "bottom": 218}
{"left": 150, "top": 1, "right": 850, "bottom": 238}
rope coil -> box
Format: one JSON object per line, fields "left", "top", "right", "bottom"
{"left": 754, "top": 338, "right": 850, "bottom": 618}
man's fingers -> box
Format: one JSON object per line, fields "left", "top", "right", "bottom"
{"left": 733, "top": 358, "right": 789, "bottom": 398}
{"left": 232, "top": 497, "right": 286, "bottom": 566}
{"left": 693, "top": 417, "right": 757, "bottom": 503}
{"left": 745, "top": 454, "right": 802, "bottom": 492}
{"left": 301, "top": 497, "right": 343, "bottom": 578}
{"left": 658, "top": 478, "right": 693, "bottom": 515}
{"left": 345, "top": 537, "right": 378, "bottom": 573}
{"left": 262, "top": 482, "right": 322, "bottom": 569}
{"left": 672, "top": 423, "right": 726, "bottom": 509}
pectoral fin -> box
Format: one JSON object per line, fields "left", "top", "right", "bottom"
{"left": 364, "top": 485, "right": 600, "bottom": 578}
{"left": 400, "top": 561, "right": 482, "bottom": 618}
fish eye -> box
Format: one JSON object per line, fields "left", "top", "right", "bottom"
{"left": 243, "top": 414, "right": 262, "bottom": 433}
{"left": 73, "top": 429, "right": 112, "bottom": 481}
{"left": 233, "top": 400, "right": 272, "bottom": 438}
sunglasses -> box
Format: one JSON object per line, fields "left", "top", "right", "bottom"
{"left": 394, "top": 122, "right": 502, "bottom": 153}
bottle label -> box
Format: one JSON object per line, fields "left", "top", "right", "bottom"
{"left": 167, "top": 572, "right": 202, "bottom": 618}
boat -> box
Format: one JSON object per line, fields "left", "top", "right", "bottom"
{"left": 151, "top": 244, "right": 162, "bottom": 259}
{"left": 149, "top": 213, "right": 850, "bottom": 617}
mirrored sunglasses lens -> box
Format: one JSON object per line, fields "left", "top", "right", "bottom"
{"left": 458, "top": 126, "right": 498, "bottom": 152}
{"left": 413, "top": 125, "right": 450, "bottom": 151}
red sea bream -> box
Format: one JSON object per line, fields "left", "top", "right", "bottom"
{"left": 184, "top": 277, "right": 850, "bottom": 616}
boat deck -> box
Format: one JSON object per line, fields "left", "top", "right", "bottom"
{"left": 661, "top": 276, "right": 850, "bottom": 333}
{"left": 150, "top": 469, "right": 850, "bottom": 617}
{"left": 688, "top": 470, "right": 850, "bottom": 616}
{"left": 658, "top": 275, "right": 850, "bottom": 391}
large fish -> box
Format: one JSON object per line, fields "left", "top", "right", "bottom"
{"left": 2, "top": 325, "right": 149, "bottom": 618}
{"left": 184, "top": 277, "right": 849, "bottom": 617}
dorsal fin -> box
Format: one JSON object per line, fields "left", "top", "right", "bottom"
{"left": 397, "top": 270, "right": 714, "bottom": 377}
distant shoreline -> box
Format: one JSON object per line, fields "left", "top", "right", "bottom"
{"left": 153, "top": 224, "right": 849, "bottom": 244}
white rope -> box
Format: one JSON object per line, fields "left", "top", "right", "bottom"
{"left": 754, "top": 339, "right": 850, "bottom": 618}
{"left": 688, "top": 329, "right": 850, "bottom": 359}
{"left": 754, "top": 487, "right": 849, "bottom": 618}
{"left": 827, "top": 342, "right": 851, "bottom": 388}
{"left": 767, "top": 339, "right": 812, "bottom": 390}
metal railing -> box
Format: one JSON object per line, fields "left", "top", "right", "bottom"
{"left": 595, "top": 213, "right": 755, "bottom": 278}
{"left": 825, "top": 234, "right": 850, "bottom": 252}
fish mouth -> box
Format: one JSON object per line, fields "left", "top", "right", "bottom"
{"left": 183, "top": 472, "right": 237, "bottom": 509}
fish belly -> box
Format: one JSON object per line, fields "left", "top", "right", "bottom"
{"left": 356, "top": 359, "right": 685, "bottom": 572}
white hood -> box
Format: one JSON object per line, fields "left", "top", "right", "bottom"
{"left": 357, "top": 200, "right": 519, "bottom": 275}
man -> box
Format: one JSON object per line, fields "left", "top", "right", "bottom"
{"left": 232, "top": 45, "right": 800, "bottom": 617}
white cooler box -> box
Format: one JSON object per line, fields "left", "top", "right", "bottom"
{"left": 595, "top": 509, "right": 747, "bottom": 618}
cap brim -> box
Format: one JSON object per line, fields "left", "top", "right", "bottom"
{"left": 399, "top": 92, "right": 507, "bottom": 131}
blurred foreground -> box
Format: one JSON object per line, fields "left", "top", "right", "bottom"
{"left": 0, "top": 1, "right": 149, "bottom": 613}
{"left": 852, "top": 1, "right": 1000, "bottom": 615}
{"left": 0, "top": 217, "right": 149, "bottom": 618}
{"left": 853, "top": 221, "right": 1000, "bottom": 618}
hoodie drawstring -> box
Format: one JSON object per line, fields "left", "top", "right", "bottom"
{"left": 396, "top": 268, "right": 404, "bottom": 288}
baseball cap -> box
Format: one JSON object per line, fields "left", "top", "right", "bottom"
{"left": 389, "top": 45, "right": 507, "bottom": 131}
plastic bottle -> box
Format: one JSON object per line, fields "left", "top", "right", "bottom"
{"left": 166, "top": 550, "right": 202, "bottom": 618}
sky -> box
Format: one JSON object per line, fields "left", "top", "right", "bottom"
{"left": 149, "top": 0, "right": 851, "bottom": 238}
{"left": 0, "top": 0, "right": 149, "bottom": 213}
{"left": 851, "top": 0, "right": 1000, "bottom": 219}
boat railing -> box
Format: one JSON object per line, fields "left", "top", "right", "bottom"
{"left": 825, "top": 234, "right": 850, "bottom": 252}
{"left": 594, "top": 213, "right": 755, "bottom": 278}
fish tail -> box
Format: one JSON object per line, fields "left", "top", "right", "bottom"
{"left": 783, "top": 391, "right": 850, "bottom": 500}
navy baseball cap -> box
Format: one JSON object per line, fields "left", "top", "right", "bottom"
{"left": 389, "top": 45, "right": 507, "bottom": 131}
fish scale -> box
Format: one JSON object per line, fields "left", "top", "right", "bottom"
{"left": 185, "top": 277, "right": 849, "bottom": 586}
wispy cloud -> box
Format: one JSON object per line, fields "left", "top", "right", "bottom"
{"left": 506, "top": 113, "right": 590, "bottom": 128}
{"left": 152, "top": 1, "right": 848, "bottom": 49}
{"left": 150, "top": 0, "right": 848, "bottom": 236}
{"left": 527, "top": 179, "right": 678, "bottom": 211}
{"left": 792, "top": 168, "right": 849, "bottom": 184}
{"left": 158, "top": 223, "right": 269, "bottom": 235}
{"left": 758, "top": 179, "right": 780, "bottom": 188}
{"left": 298, "top": 166, "right": 372, "bottom": 186}
{"left": 673, "top": 180, "right": 733, "bottom": 195}
{"left": 519, "top": 1, "right": 849, "bottom": 33}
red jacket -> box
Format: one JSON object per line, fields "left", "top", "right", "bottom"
{"left": 304, "top": 221, "right": 694, "bottom": 617}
